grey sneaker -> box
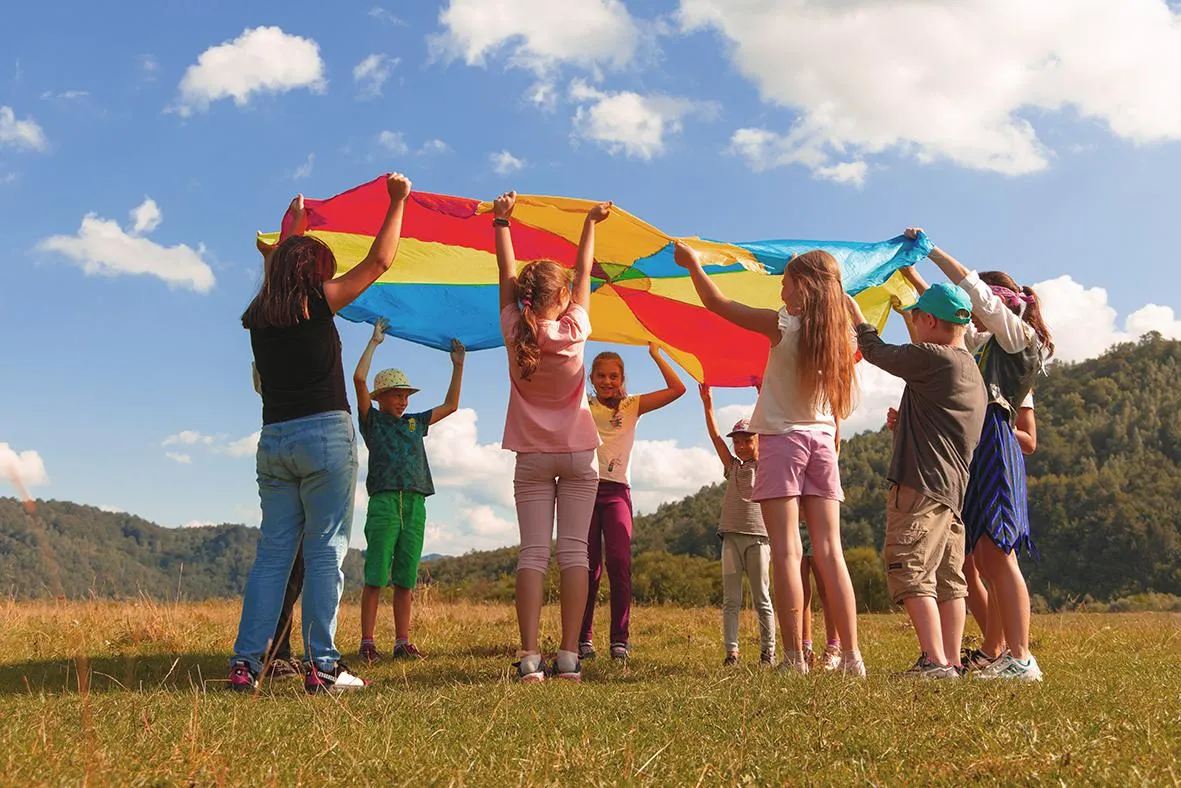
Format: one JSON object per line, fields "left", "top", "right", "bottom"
{"left": 899, "top": 653, "right": 958, "bottom": 679}
{"left": 723, "top": 653, "right": 739, "bottom": 667}
{"left": 975, "top": 653, "right": 1043, "bottom": 682}
{"left": 610, "top": 642, "right": 629, "bottom": 661}
{"left": 578, "top": 641, "right": 597, "bottom": 660}
{"left": 759, "top": 650, "right": 776, "bottom": 667}
{"left": 962, "top": 647, "right": 1003, "bottom": 672}
{"left": 513, "top": 654, "right": 545, "bottom": 683}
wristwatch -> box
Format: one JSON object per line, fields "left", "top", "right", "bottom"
{"left": 493, "top": 217, "right": 510, "bottom": 227}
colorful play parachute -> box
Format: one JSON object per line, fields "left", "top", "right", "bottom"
{"left": 259, "top": 176, "right": 927, "bottom": 387}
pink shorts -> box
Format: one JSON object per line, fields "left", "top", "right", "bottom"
{"left": 751, "top": 430, "right": 844, "bottom": 502}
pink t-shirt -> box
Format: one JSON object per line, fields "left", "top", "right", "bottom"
{"left": 500, "top": 303, "right": 601, "bottom": 453}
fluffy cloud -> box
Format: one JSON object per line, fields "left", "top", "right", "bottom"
{"left": 38, "top": 198, "right": 215, "bottom": 293}
{"left": 129, "top": 198, "right": 162, "bottom": 235}
{"left": 630, "top": 440, "right": 720, "bottom": 512}
{"left": 846, "top": 362, "right": 905, "bottom": 436}
{"left": 369, "top": 7, "right": 406, "bottom": 26}
{"left": 163, "top": 431, "right": 215, "bottom": 447}
{"left": 680, "top": 0, "right": 1181, "bottom": 182}
{"left": 354, "top": 54, "right": 397, "bottom": 98}
{"left": 0, "top": 106, "right": 48, "bottom": 151}
{"left": 1, "top": 443, "right": 49, "bottom": 488}
{"left": 1033, "top": 275, "right": 1181, "bottom": 362}
{"left": 223, "top": 431, "right": 261, "bottom": 457}
{"left": 174, "top": 26, "right": 325, "bottom": 116}
{"left": 292, "top": 153, "right": 315, "bottom": 180}
{"left": 490, "top": 150, "right": 525, "bottom": 174}
{"left": 431, "top": 0, "right": 638, "bottom": 73}
{"left": 570, "top": 79, "right": 714, "bottom": 160}
{"left": 423, "top": 408, "right": 515, "bottom": 508}
{"left": 378, "top": 130, "right": 409, "bottom": 155}
{"left": 165, "top": 452, "right": 193, "bottom": 465}
{"left": 419, "top": 138, "right": 450, "bottom": 155}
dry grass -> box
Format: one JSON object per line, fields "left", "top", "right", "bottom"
{"left": 1, "top": 596, "right": 1179, "bottom": 786}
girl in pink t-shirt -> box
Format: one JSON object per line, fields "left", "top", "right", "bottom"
{"left": 493, "top": 190, "right": 610, "bottom": 683}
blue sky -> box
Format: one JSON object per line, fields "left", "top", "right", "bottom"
{"left": 4, "top": 0, "right": 1181, "bottom": 555}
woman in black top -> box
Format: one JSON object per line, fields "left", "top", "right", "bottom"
{"left": 229, "top": 173, "right": 412, "bottom": 694}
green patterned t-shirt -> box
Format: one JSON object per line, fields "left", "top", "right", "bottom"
{"left": 360, "top": 407, "right": 434, "bottom": 497}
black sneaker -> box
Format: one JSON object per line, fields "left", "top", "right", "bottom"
{"left": 228, "top": 660, "right": 259, "bottom": 693}
{"left": 759, "top": 650, "right": 776, "bottom": 667}
{"left": 898, "top": 653, "right": 958, "bottom": 680}
{"left": 391, "top": 642, "right": 425, "bottom": 660}
{"left": 264, "top": 658, "right": 303, "bottom": 680}
{"left": 304, "top": 660, "right": 369, "bottom": 694}
{"left": 578, "top": 641, "right": 597, "bottom": 660}
{"left": 549, "top": 656, "right": 582, "bottom": 682}
{"left": 723, "top": 653, "right": 739, "bottom": 667}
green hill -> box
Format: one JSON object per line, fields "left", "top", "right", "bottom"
{"left": 0, "top": 499, "right": 365, "bottom": 599}
{"left": 5, "top": 334, "right": 1181, "bottom": 608}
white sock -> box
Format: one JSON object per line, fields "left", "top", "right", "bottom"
{"left": 556, "top": 649, "right": 580, "bottom": 673}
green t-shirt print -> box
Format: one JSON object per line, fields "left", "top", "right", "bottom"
{"left": 359, "top": 406, "right": 435, "bottom": 497}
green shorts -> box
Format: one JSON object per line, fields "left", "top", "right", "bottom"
{"left": 362, "top": 491, "right": 427, "bottom": 589}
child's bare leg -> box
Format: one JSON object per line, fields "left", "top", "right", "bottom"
{"left": 559, "top": 567, "right": 589, "bottom": 654}
{"left": 801, "top": 496, "right": 859, "bottom": 653}
{"left": 800, "top": 556, "right": 813, "bottom": 648}
{"left": 393, "top": 585, "right": 413, "bottom": 641}
{"left": 812, "top": 558, "right": 839, "bottom": 644}
{"left": 975, "top": 538, "right": 1032, "bottom": 660}
{"left": 964, "top": 553, "right": 990, "bottom": 633}
{"left": 360, "top": 585, "right": 382, "bottom": 641}
{"left": 938, "top": 598, "right": 966, "bottom": 668}
{"left": 983, "top": 590, "right": 1006, "bottom": 656}
{"left": 515, "top": 569, "right": 545, "bottom": 654}
{"left": 902, "top": 596, "right": 948, "bottom": 665}
{"left": 761, "top": 497, "right": 804, "bottom": 654}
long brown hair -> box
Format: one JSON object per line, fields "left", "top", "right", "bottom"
{"left": 242, "top": 235, "right": 336, "bottom": 330}
{"left": 512, "top": 260, "right": 571, "bottom": 380}
{"left": 979, "top": 271, "right": 1055, "bottom": 359}
{"left": 786, "top": 250, "right": 856, "bottom": 420}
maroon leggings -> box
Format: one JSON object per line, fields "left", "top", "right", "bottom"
{"left": 580, "top": 480, "right": 633, "bottom": 645}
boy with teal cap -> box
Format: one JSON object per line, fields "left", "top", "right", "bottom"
{"left": 845, "top": 273, "right": 987, "bottom": 678}
{"left": 354, "top": 318, "right": 465, "bottom": 662}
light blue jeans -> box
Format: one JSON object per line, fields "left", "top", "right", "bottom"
{"left": 232, "top": 410, "right": 357, "bottom": 672}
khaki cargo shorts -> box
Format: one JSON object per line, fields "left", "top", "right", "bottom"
{"left": 883, "top": 485, "right": 967, "bottom": 604}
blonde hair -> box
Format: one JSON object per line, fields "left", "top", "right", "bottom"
{"left": 511, "top": 260, "right": 571, "bottom": 380}
{"left": 786, "top": 250, "right": 857, "bottom": 420}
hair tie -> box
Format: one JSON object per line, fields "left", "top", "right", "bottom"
{"left": 989, "top": 284, "right": 1035, "bottom": 309}
{"left": 522, "top": 295, "right": 533, "bottom": 310}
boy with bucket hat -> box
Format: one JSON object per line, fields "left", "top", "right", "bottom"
{"left": 354, "top": 318, "right": 465, "bottom": 661}
{"left": 846, "top": 277, "right": 987, "bottom": 678}
{"left": 699, "top": 385, "right": 777, "bottom": 667}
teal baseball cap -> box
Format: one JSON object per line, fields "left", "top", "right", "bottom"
{"left": 902, "top": 282, "right": 973, "bottom": 325}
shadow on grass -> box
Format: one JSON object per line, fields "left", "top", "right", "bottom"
{"left": 0, "top": 650, "right": 697, "bottom": 694}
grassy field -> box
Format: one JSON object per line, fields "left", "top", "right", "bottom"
{"left": 1, "top": 596, "right": 1179, "bottom": 786}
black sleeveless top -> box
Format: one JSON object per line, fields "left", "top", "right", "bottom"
{"left": 250, "top": 290, "right": 350, "bottom": 425}
{"left": 975, "top": 336, "right": 1041, "bottom": 427}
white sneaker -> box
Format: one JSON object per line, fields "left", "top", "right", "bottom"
{"left": 776, "top": 651, "right": 810, "bottom": 674}
{"left": 304, "top": 661, "right": 369, "bottom": 694}
{"left": 820, "top": 645, "right": 842, "bottom": 672}
{"left": 976, "top": 653, "right": 1043, "bottom": 682}
{"left": 838, "top": 652, "right": 867, "bottom": 678}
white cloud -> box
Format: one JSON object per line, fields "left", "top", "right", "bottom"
{"left": 353, "top": 54, "right": 398, "bottom": 98}
{"left": 715, "top": 403, "right": 754, "bottom": 433}
{"left": 845, "top": 362, "right": 906, "bottom": 436}
{"left": 680, "top": 0, "right": 1181, "bottom": 182}
{"left": 97, "top": 504, "right": 125, "bottom": 513}
{"left": 40, "top": 90, "right": 89, "bottom": 101}
{"left": 174, "top": 26, "right": 325, "bottom": 116}
{"left": 38, "top": 198, "right": 215, "bottom": 293}
{"left": 490, "top": 150, "right": 525, "bottom": 174}
{"left": 569, "top": 79, "right": 714, "bottom": 160}
{"left": 163, "top": 430, "right": 215, "bottom": 447}
{"left": 527, "top": 80, "right": 558, "bottom": 111}
{"left": 0, "top": 106, "right": 48, "bottom": 151}
{"left": 431, "top": 0, "right": 638, "bottom": 73}
{"left": 630, "top": 440, "right": 720, "bottom": 512}
{"left": 181, "top": 519, "right": 216, "bottom": 528}
{"left": 1, "top": 443, "right": 49, "bottom": 488}
{"left": 165, "top": 452, "right": 193, "bottom": 465}
{"left": 369, "top": 7, "right": 406, "bottom": 25}
{"left": 129, "top": 197, "right": 162, "bottom": 235}
{"left": 292, "top": 152, "right": 315, "bottom": 180}
{"left": 814, "top": 161, "right": 869, "bottom": 187}
{"left": 419, "top": 138, "right": 450, "bottom": 155}
{"left": 378, "top": 130, "right": 408, "bottom": 154}
{"left": 1033, "top": 275, "right": 1181, "bottom": 362}
{"left": 423, "top": 408, "right": 515, "bottom": 508}
{"left": 223, "top": 431, "right": 261, "bottom": 457}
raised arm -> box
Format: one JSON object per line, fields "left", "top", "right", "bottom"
{"left": 429, "top": 340, "right": 466, "bottom": 425}
{"left": 637, "top": 344, "right": 687, "bottom": 415}
{"left": 699, "top": 384, "right": 733, "bottom": 468}
{"left": 324, "top": 173, "right": 412, "bottom": 314}
{"left": 847, "top": 294, "right": 930, "bottom": 381}
{"left": 494, "top": 191, "right": 518, "bottom": 310}
{"left": 906, "top": 227, "right": 1029, "bottom": 353}
{"left": 353, "top": 318, "right": 387, "bottom": 422}
{"left": 673, "top": 242, "right": 779, "bottom": 342}
{"left": 279, "top": 194, "right": 309, "bottom": 243}
{"left": 574, "top": 202, "right": 612, "bottom": 309}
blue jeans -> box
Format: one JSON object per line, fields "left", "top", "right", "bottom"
{"left": 232, "top": 410, "right": 357, "bottom": 672}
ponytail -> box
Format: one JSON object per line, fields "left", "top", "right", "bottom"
{"left": 1021, "top": 285, "right": 1055, "bottom": 359}
{"left": 511, "top": 260, "right": 570, "bottom": 380}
